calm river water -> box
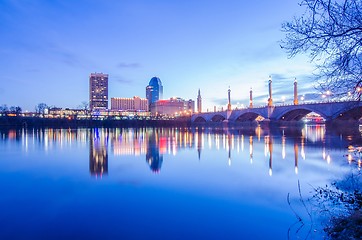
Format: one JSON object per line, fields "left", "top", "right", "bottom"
{"left": 0, "top": 125, "right": 361, "bottom": 240}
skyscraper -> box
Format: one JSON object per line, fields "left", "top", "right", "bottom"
{"left": 146, "top": 77, "right": 163, "bottom": 109}
{"left": 197, "top": 89, "right": 202, "bottom": 113}
{"left": 89, "top": 73, "right": 108, "bottom": 110}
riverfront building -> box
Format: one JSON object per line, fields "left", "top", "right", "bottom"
{"left": 111, "top": 96, "right": 148, "bottom": 112}
{"left": 150, "top": 97, "right": 195, "bottom": 116}
{"left": 48, "top": 108, "right": 88, "bottom": 119}
{"left": 146, "top": 77, "right": 163, "bottom": 109}
{"left": 89, "top": 73, "right": 108, "bottom": 110}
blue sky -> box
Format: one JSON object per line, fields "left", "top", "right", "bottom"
{"left": 0, "top": 0, "right": 318, "bottom": 111}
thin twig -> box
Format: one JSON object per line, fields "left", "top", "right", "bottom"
{"left": 287, "top": 192, "right": 302, "bottom": 222}
{"left": 298, "top": 180, "right": 313, "bottom": 222}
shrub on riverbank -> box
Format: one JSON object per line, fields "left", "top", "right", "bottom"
{"left": 325, "top": 210, "right": 362, "bottom": 240}
{"left": 313, "top": 147, "right": 362, "bottom": 239}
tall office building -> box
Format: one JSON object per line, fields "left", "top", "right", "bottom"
{"left": 197, "top": 89, "right": 202, "bottom": 113}
{"left": 146, "top": 77, "right": 163, "bottom": 109}
{"left": 89, "top": 73, "right": 108, "bottom": 110}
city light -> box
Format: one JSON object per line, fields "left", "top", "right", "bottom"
{"left": 326, "top": 90, "right": 331, "bottom": 102}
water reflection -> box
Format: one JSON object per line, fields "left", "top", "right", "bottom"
{"left": 89, "top": 129, "right": 108, "bottom": 176}
{"left": 146, "top": 131, "right": 163, "bottom": 173}
{"left": 294, "top": 141, "right": 299, "bottom": 174}
{"left": 0, "top": 124, "right": 361, "bottom": 176}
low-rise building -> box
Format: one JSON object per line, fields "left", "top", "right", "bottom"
{"left": 48, "top": 108, "right": 88, "bottom": 119}
{"left": 111, "top": 96, "right": 148, "bottom": 112}
{"left": 150, "top": 97, "right": 195, "bottom": 116}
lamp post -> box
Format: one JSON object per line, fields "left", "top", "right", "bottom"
{"left": 326, "top": 90, "right": 331, "bottom": 102}
{"left": 322, "top": 94, "right": 326, "bottom": 102}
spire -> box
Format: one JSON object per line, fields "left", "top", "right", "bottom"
{"left": 268, "top": 75, "right": 273, "bottom": 107}
{"left": 197, "top": 88, "right": 202, "bottom": 113}
{"left": 249, "top": 87, "right": 253, "bottom": 108}
{"left": 227, "top": 86, "right": 231, "bottom": 111}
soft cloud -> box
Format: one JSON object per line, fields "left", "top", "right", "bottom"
{"left": 117, "top": 62, "right": 141, "bottom": 68}
{"left": 269, "top": 73, "right": 316, "bottom": 96}
{"left": 112, "top": 75, "right": 133, "bottom": 84}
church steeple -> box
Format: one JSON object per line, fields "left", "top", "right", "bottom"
{"left": 227, "top": 87, "right": 231, "bottom": 111}
{"left": 197, "top": 89, "right": 202, "bottom": 113}
{"left": 268, "top": 76, "right": 273, "bottom": 107}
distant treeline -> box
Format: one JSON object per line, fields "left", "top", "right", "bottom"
{"left": 0, "top": 116, "right": 191, "bottom": 128}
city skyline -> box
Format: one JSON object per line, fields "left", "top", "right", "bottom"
{"left": 0, "top": 0, "right": 317, "bottom": 112}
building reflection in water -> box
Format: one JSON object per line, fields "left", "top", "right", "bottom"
{"left": 89, "top": 129, "right": 108, "bottom": 176}
{"left": 1, "top": 123, "right": 360, "bottom": 176}
{"left": 111, "top": 128, "right": 147, "bottom": 156}
{"left": 146, "top": 131, "right": 163, "bottom": 173}
{"left": 197, "top": 129, "right": 202, "bottom": 160}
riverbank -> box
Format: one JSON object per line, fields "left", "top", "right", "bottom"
{"left": 1, "top": 116, "right": 360, "bottom": 135}
{"left": 325, "top": 210, "right": 362, "bottom": 240}
{"left": 0, "top": 116, "right": 191, "bottom": 128}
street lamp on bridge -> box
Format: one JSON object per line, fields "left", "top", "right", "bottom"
{"left": 326, "top": 90, "right": 331, "bottom": 102}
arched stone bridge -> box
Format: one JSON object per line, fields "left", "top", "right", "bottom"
{"left": 191, "top": 101, "right": 362, "bottom": 123}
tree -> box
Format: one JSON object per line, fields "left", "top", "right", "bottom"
{"left": 79, "top": 101, "right": 89, "bottom": 110}
{"left": 15, "top": 106, "right": 22, "bottom": 116}
{"left": 35, "top": 103, "right": 48, "bottom": 116}
{"left": 281, "top": 0, "right": 362, "bottom": 100}
{"left": 8, "top": 106, "right": 22, "bottom": 116}
{"left": 0, "top": 104, "right": 8, "bottom": 113}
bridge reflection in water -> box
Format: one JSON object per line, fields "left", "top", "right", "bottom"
{"left": 1, "top": 125, "right": 360, "bottom": 176}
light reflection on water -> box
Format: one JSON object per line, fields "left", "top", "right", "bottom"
{"left": 0, "top": 125, "right": 361, "bottom": 239}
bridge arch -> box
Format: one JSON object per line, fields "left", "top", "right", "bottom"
{"left": 235, "top": 112, "right": 263, "bottom": 122}
{"left": 193, "top": 116, "right": 207, "bottom": 123}
{"left": 211, "top": 114, "right": 226, "bottom": 122}
{"left": 332, "top": 105, "right": 362, "bottom": 121}
{"left": 275, "top": 107, "right": 327, "bottom": 121}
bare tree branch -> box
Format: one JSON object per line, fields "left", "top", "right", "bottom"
{"left": 281, "top": 0, "right": 362, "bottom": 100}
